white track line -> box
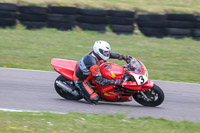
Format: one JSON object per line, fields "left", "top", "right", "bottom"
{"left": 0, "top": 67, "right": 56, "bottom": 73}
{"left": 0, "top": 107, "right": 64, "bottom": 114}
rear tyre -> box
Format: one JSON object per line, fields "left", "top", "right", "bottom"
{"left": 54, "top": 75, "right": 82, "bottom": 100}
{"left": 133, "top": 84, "right": 164, "bottom": 107}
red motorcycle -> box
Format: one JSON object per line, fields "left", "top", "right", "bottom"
{"left": 51, "top": 57, "right": 164, "bottom": 107}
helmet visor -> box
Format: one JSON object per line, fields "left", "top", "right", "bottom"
{"left": 99, "top": 49, "right": 110, "bottom": 57}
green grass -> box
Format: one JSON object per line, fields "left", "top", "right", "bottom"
{"left": 1, "top": 0, "right": 200, "bottom": 14}
{"left": 0, "top": 27, "right": 200, "bottom": 83}
{"left": 0, "top": 111, "right": 200, "bottom": 133}
{"left": 0, "top": 26, "right": 200, "bottom": 83}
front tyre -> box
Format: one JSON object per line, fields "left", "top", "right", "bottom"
{"left": 54, "top": 75, "right": 82, "bottom": 100}
{"left": 133, "top": 84, "right": 164, "bottom": 107}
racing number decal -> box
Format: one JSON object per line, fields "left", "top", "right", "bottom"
{"left": 130, "top": 73, "right": 148, "bottom": 85}
{"left": 139, "top": 75, "right": 145, "bottom": 84}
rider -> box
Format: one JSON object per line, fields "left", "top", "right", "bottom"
{"left": 73, "top": 40, "right": 132, "bottom": 104}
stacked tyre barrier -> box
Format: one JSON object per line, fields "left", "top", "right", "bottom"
{"left": 48, "top": 6, "right": 77, "bottom": 30}
{"left": 19, "top": 6, "right": 47, "bottom": 29}
{"left": 165, "top": 14, "right": 195, "bottom": 38}
{"left": 2, "top": 2, "right": 200, "bottom": 41}
{"left": 193, "top": 16, "right": 200, "bottom": 40}
{"left": 136, "top": 14, "right": 166, "bottom": 38}
{"left": 0, "top": 3, "right": 17, "bottom": 28}
{"left": 76, "top": 8, "right": 108, "bottom": 33}
{"left": 108, "top": 10, "right": 135, "bottom": 35}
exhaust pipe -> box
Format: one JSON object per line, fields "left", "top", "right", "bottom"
{"left": 56, "top": 80, "right": 80, "bottom": 96}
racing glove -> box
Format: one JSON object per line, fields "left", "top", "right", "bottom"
{"left": 119, "top": 55, "right": 132, "bottom": 63}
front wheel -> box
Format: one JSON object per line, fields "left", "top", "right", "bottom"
{"left": 133, "top": 84, "right": 164, "bottom": 107}
{"left": 54, "top": 75, "right": 82, "bottom": 100}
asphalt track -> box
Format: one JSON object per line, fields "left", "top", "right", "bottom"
{"left": 0, "top": 67, "right": 200, "bottom": 122}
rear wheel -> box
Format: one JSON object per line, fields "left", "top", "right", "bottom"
{"left": 54, "top": 75, "right": 82, "bottom": 100}
{"left": 133, "top": 84, "right": 164, "bottom": 107}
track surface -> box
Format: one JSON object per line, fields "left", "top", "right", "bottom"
{"left": 0, "top": 67, "right": 200, "bottom": 122}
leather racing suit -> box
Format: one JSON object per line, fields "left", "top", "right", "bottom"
{"left": 73, "top": 50, "right": 129, "bottom": 104}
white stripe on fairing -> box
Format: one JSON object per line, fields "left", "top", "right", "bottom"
{"left": 0, "top": 67, "right": 199, "bottom": 85}
{"left": 0, "top": 108, "right": 65, "bottom": 114}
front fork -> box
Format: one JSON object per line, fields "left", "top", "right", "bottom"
{"left": 140, "top": 91, "right": 151, "bottom": 102}
{"left": 137, "top": 80, "right": 155, "bottom": 101}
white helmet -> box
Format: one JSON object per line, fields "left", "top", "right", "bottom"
{"left": 93, "top": 40, "right": 111, "bottom": 61}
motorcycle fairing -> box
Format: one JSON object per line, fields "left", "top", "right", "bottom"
{"left": 100, "top": 62, "right": 124, "bottom": 80}
{"left": 91, "top": 84, "right": 132, "bottom": 102}
{"left": 51, "top": 58, "right": 155, "bottom": 102}
{"left": 127, "top": 59, "right": 149, "bottom": 86}
{"left": 51, "top": 58, "right": 78, "bottom": 81}
{"left": 122, "top": 80, "right": 154, "bottom": 91}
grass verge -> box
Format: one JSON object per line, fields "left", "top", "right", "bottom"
{"left": 0, "top": 111, "right": 200, "bottom": 133}
{"left": 1, "top": 0, "right": 200, "bottom": 14}
{"left": 0, "top": 26, "right": 200, "bottom": 83}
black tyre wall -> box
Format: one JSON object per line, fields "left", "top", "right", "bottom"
{"left": 137, "top": 21, "right": 165, "bottom": 28}
{"left": 48, "top": 22, "right": 75, "bottom": 30}
{"left": 0, "top": 18, "right": 16, "bottom": 27}
{"left": 19, "top": 6, "right": 47, "bottom": 15}
{"left": 76, "top": 9, "right": 108, "bottom": 32}
{"left": 165, "top": 28, "right": 192, "bottom": 36}
{"left": 19, "top": 14, "right": 47, "bottom": 29}
{"left": 0, "top": 3, "right": 18, "bottom": 11}
{"left": 195, "top": 22, "right": 200, "bottom": 28}
{"left": 107, "top": 10, "right": 135, "bottom": 34}
{"left": 166, "top": 14, "right": 195, "bottom": 21}
{"left": 19, "top": 14, "right": 47, "bottom": 21}
{"left": 18, "top": 6, "right": 48, "bottom": 29}
{"left": 193, "top": 16, "right": 200, "bottom": 38}
{"left": 0, "top": 11, "right": 17, "bottom": 18}
{"left": 48, "top": 14, "right": 76, "bottom": 22}
{"left": 2, "top": 2, "right": 200, "bottom": 40}
{"left": 193, "top": 29, "right": 200, "bottom": 37}
{"left": 48, "top": 6, "right": 78, "bottom": 30}
{"left": 108, "top": 10, "right": 134, "bottom": 18}
{"left": 110, "top": 25, "right": 134, "bottom": 35}
{"left": 137, "top": 14, "right": 166, "bottom": 38}
{"left": 78, "top": 8, "right": 107, "bottom": 16}
{"left": 47, "top": 6, "right": 77, "bottom": 30}
{"left": 0, "top": 3, "right": 17, "bottom": 27}
{"left": 165, "top": 14, "right": 194, "bottom": 38}
{"left": 48, "top": 6, "right": 77, "bottom": 15}
{"left": 76, "top": 15, "right": 107, "bottom": 24}
{"left": 165, "top": 21, "right": 194, "bottom": 28}
{"left": 137, "top": 14, "right": 166, "bottom": 21}
{"left": 0, "top": 12, "right": 17, "bottom": 27}
{"left": 20, "top": 21, "right": 47, "bottom": 29}
{"left": 110, "top": 25, "right": 134, "bottom": 32}
{"left": 108, "top": 17, "right": 134, "bottom": 25}
{"left": 139, "top": 27, "right": 165, "bottom": 38}
{"left": 77, "top": 22, "right": 106, "bottom": 32}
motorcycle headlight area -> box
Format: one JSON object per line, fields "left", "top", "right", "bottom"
{"left": 130, "top": 73, "right": 148, "bottom": 85}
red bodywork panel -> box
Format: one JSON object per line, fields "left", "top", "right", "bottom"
{"left": 100, "top": 63, "right": 124, "bottom": 80}
{"left": 140, "top": 80, "right": 155, "bottom": 91}
{"left": 51, "top": 58, "right": 155, "bottom": 102}
{"left": 122, "top": 81, "right": 142, "bottom": 90}
{"left": 122, "top": 80, "right": 154, "bottom": 91}
{"left": 92, "top": 84, "right": 132, "bottom": 102}
{"left": 51, "top": 58, "right": 77, "bottom": 81}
